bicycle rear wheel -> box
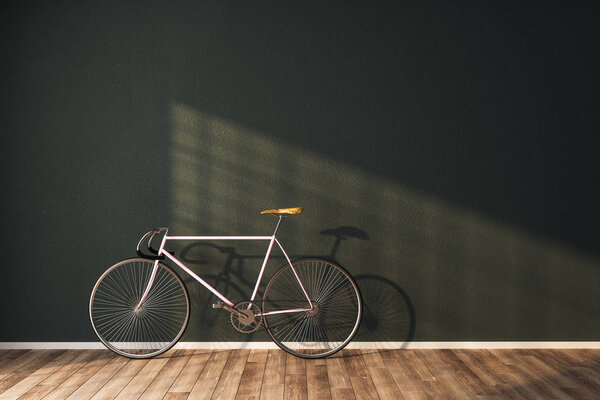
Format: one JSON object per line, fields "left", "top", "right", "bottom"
{"left": 262, "top": 258, "right": 362, "bottom": 358}
{"left": 89, "top": 258, "right": 190, "bottom": 358}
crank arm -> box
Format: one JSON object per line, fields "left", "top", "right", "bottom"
{"left": 213, "top": 302, "right": 245, "bottom": 318}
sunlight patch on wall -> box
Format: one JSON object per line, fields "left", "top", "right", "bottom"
{"left": 169, "top": 102, "right": 599, "bottom": 342}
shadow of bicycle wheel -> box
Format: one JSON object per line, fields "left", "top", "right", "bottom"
{"left": 353, "top": 274, "right": 415, "bottom": 347}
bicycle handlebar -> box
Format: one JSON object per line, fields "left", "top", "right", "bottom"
{"left": 136, "top": 229, "right": 166, "bottom": 260}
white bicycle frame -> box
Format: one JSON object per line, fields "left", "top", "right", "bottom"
{"left": 136, "top": 217, "right": 313, "bottom": 317}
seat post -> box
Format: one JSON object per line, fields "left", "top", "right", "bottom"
{"left": 272, "top": 215, "right": 283, "bottom": 236}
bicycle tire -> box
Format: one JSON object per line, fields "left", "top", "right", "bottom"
{"left": 262, "top": 258, "right": 362, "bottom": 358}
{"left": 89, "top": 258, "right": 190, "bottom": 359}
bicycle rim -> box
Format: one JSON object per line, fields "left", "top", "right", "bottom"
{"left": 262, "top": 258, "right": 362, "bottom": 358}
{"left": 89, "top": 259, "right": 190, "bottom": 358}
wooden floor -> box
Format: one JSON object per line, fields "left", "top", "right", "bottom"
{"left": 0, "top": 349, "right": 598, "bottom": 399}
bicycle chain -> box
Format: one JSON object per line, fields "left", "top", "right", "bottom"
{"left": 227, "top": 300, "right": 315, "bottom": 335}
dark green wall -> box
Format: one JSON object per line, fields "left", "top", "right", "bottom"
{"left": 1, "top": 1, "right": 599, "bottom": 342}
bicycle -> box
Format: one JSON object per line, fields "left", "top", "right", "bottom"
{"left": 89, "top": 207, "right": 362, "bottom": 359}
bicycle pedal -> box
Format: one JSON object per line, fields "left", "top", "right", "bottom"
{"left": 212, "top": 302, "right": 226, "bottom": 309}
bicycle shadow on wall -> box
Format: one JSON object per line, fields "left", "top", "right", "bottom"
{"left": 175, "top": 226, "right": 415, "bottom": 347}
{"left": 176, "top": 241, "right": 258, "bottom": 342}
{"left": 320, "top": 227, "right": 416, "bottom": 346}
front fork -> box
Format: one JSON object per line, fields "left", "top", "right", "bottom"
{"left": 136, "top": 260, "right": 160, "bottom": 310}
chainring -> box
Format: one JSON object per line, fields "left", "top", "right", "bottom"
{"left": 230, "top": 301, "right": 263, "bottom": 334}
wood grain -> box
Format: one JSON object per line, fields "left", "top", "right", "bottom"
{"left": 211, "top": 350, "right": 249, "bottom": 400}
{"left": 0, "top": 349, "right": 597, "bottom": 399}
{"left": 284, "top": 353, "right": 307, "bottom": 400}
{"left": 0, "top": 350, "right": 77, "bottom": 399}
{"left": 360, "top": 349, "right": 403, "bottom": 400}
{"left": 113, "top": 356, "right": 169, "bottom": 399}
{"left": 236, "top": 349, "right": 267, "bottom": 400}
{"left": 89, "top": 358, "right": 149, "bottom": 400}
{"left": 341, "top": 350, "right": 378, "bottom": 400}
{"left": 43, "top": 351, "right": 115, "bottom": 400}
{"left": 325, "top": 352, "right": 354, "bottom": 400}
{"left": 306, "top": 358, "right": 331, "bottom": 400}
{"left": 167, "top": 349, "right": 212, "bottom": 396}
{"left": 188, "top": 350, "right": 231, "bottom": 400}
{"left": 260, "top": 349, "right": 286, "bottom": 400}
{"left": 138, "top": 349, "right": 194, "bottom": 400}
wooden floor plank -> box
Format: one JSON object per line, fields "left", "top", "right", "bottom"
{"left": 402, "top": 350, "right": 437, "bottom": 382}
{"left": 89, "top": 358, "right": 149, "bottom": 400}
{"left": 0, "top": 348, "right": 598, "bottom": 399}
{"left": 260, "top": 349, "right": 286, "bottom": 400}
{"left": 38, "top": 350, "right": 99, "bottom": 387}
{"left": 285, "top": 353, "right": 306, "bottom": 376}
{"left": 163, "top": 393, "right": 190, "bottom": 400}
{"left": 284, "top": 353, "right": 307, "bottom": 400}
{"left": 211, "top": 350, "right": 250, "bottom": 400}
{"left": 509, "top": 363, "right": 562, "bottom": 399}
{"left": 494, "top": 351, "right": 554, "bottom": 400}
{"left": 113, "top": 356, "right": 170, "bottom": 399}
{"left": 236, "top": 349, "right": 267, "bottom": 400}
{"left": 516, "top": 354, "right": 576, "bottom": 399}
{"left": 187, "top": 350, "right": 231, "bottom": 400}
{"left": 488, "top": 349, "right": 522, "bottom": 367}
{"left": 573, "top": 366, "right": 600, "bottom": 388}
{"left": 247, "top": 349, "right": 269, "bottom": 364}
{"left": 568, "top": 366, "right": 600, "bottom": 399}
{"left": 453, "top": 350, "right": 508, "bottom": 388}
{"left": 139, "top": 349, "right": 194, "bottom": 400}
{"left": 479, "top": 350, "right": 514, "bottom": 376}
{"left": 0, "top": 350, "right": 78, "bottom": 399}
{"left": 42, "top": 351, "right": 115, "bottom": 400}
{"left": 530, "top": 350, "right": 599, "bottom": 399}
{"left": 63, "top": 353, "right": 129, "bottom": 399}
{"left": 167, "top": 349, "right": 212, "bottom": 396}
{"left": 361, "top": 349, "right": 403, "bottom": 400}
{"left": 0, "top": 351, "right": 28, "bottom": 367}
{"left": 501, "top": 371, "right": 549, "bottom": 400}
{"left": 306, "top": 358, "right": 331, "bottom": 400}
{"left": 397, "top": 349, "right": 453, "bottom": 399}
{"left": 558, "top": 350, "right": 600, "bottom": 391}
{"left": 439, "top": 349, "right": 496, "bottom": 397}
{"left": 324, "top": 352, "right": 355, "bottom": 400}
{"left": 0, "top": 351, "right": 65, "bottom": 396}
{"left": 515, "top": 352, "right": 576, "bottom": 395}
{"left": 416, "top": 349, "right": 468, "bottom": 399}
{"left": 341, "top": 349, "right": 378, "bottom": 400}
{"left": 581, "top": 350, "right": 600, "bottom": 369}
{"left": 380, "top": 350, "right": 425, "bottom": 398}
{"left": 0, "top": 351, "right": 46, "bottom": 382}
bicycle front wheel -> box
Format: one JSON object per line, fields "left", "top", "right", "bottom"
{"left": 89, "top": 258, "right": 190, "bottom": 358}
{"left": 262, "top": 258, "right": 362, "bottom": 358}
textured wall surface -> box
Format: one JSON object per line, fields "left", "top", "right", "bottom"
{"left": 1, "top": 1, "right": 599, "bottom": 342}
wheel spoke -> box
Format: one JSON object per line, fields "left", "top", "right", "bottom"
{"left": 90, "top": 259, "right": 189, "bottom": 358}
{"left": 263, "top": 258, "right": 361, "bottom": 358}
